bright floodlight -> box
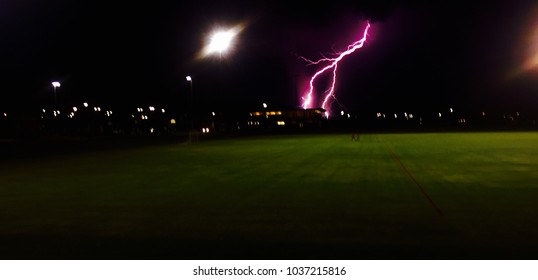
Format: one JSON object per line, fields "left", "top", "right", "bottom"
{"left": 199, "top": 24, "right": 244, "bottom": 58}
{"left": 186, "top": 76, "right": 192, "bottom": 82}
{"left": 207, "top": 30, "right": 235, "bottom": 54}
{"left": 52, "top": 81, "right": 61, "bottom": 88}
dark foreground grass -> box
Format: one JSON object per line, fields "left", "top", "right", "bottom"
{"left": 1, "top": 132, "right": 537, "bottom": 259}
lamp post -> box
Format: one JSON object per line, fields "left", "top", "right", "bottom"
{"left": 186, "top": 75, "right": 193, "bottom": 140}
{"left": 52, "top": 81, "right": 61, "bottom": 107}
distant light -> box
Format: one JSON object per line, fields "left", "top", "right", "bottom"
{"left": 394, "top": 114, "right": 398, "bottom": 119}
{"left": 262, "top": 103, "right": 267, "bottom": 108}
{"left": 161, "top": 109, "right": 166, "bottom": 113}
{"left": 277, "top": 121, "right": 286, "bottom": 126}
{"left": 83, "top": 102, "right": 89, "bottom": 108}
{"left": 482, "top": 112, "right": 486, "bottom": 117}
{"left": 376, "top": 112, "right": 382, "bottom": 118}
{"left": 438, "top": 113, "right": 442, "bottom": 118}
{"left": 72, "top": 107, "right": 78, "bottom": 112}
{"left": 450, "top": 108, "right": 453, "bottom": 113}
{"left": 42, "top": 109, "right": 46, "bottom": 113}
{"left": 51, "top": 81, "right": 61, "bottom": 88}
{"left": 347, "top": 114, "right": 351, "bottom": 118}
{"left": 149, "top": 106, "right": 155, "bottom": 111}
{"left": 211, "top": 112, "right": 216, "bottom": 116}
{"left": 170, "top": 119, "right": 176, "bottom": 124}
{"left": 150, "top": 128, "right": 154, "bottom": 134}
{"left": 3, "top": 113, "right": 6, "bottom": 117}
{"left": 186, "top": 76, "right": 192, "bottom": 82}
{"left": 202, "top": 128, "right": 210, "bottom": 133}
{"left": 341, "top": 110, "right": 345, "bottom": 116}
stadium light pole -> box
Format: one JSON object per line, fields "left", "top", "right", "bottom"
{"left": 187, "top": 25, "right": 239, "bottom": 140}
{"left": 52, "top": 81, "right": 61, "bottom": 107}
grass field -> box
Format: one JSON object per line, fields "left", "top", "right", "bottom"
{"left": 1, "top": 132, "right": 538, "bottom": 259}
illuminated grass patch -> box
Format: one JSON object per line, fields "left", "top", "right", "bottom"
{"left": 0, "top": 132, "right": 537, "bottom": 259}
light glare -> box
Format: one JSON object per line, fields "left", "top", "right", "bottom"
{"left": 207, "top": 30, "right": 235, "bottom": 54}
{"left": 199, "top": 24, "right": 244, "bottom": 59}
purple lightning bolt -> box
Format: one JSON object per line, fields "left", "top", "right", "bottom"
{"left": 300, "top": 21, "right": 371, "bottom": 117}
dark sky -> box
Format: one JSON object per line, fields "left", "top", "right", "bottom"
{"left": 1, "top": 0, "right": 537, "bottom": 115}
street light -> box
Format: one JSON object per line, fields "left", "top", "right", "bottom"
{"left": 52, "top": 81, "right": 61, "bottom": 107}
{"left": 186, "top": 76, "right": 194, "bottom": 140}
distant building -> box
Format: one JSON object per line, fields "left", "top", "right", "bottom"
{"left": 246, "top": 107, "right": 326, "bottom": 130}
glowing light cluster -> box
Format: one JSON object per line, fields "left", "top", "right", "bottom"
{"left": 299, "top": 21, "right": 371, "bottom": 117}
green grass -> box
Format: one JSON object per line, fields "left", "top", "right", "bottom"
{"left": 1, "top": 132, "right": 538, "bottom": 259}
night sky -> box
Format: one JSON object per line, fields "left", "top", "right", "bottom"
{"left": 1, "top": 0, "right": 537, "bottom": 115}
